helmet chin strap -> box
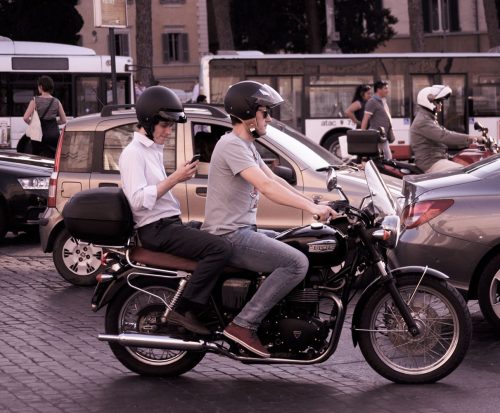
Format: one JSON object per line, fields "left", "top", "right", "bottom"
{"left": 244, "top": 118, "right": 265, "bottom": 139}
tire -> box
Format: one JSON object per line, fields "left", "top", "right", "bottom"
{"left": 53, "top": 228, "right": 102, "bottom": 286}
{"left": 323, "top": 132, "right": 345, "bottom": 160}
{"left": 478, "top": 254, "right": 500, "bottom": 329}
{"left": 357, "top": 274, "right": 472, "bottom": 384}
{"left": 105, "top": 278, "right": 205, "bottom": 377}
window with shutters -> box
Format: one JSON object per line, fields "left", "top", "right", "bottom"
{"left": 423, "top": 0, "right": 460, "bottom": 33}
{"left": 162, "top": 32, "right": 189, "bottom": 63}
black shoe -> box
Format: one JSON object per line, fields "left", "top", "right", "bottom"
{"left": 169, "top": 310, "right": 210, "bottom": 335}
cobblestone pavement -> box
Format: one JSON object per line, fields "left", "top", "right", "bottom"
{"left": 1, "top": 239, "right": 500, "bottom": 413}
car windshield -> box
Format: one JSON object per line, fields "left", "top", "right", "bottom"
{"left": 364, "top": 160, "right": 399, "bottom": 217}
{"left": 266, "top": 122, "right": 342, "bottom": 170}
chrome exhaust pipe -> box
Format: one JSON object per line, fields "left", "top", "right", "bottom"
{"left": 98, "top": 333, "right": 217, "bottom": 351}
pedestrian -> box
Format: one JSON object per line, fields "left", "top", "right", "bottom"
{"left": 196, "top": 94, "right": 207, "bottom": 104}
{"left": 134, "top": 80, "right": 146, "bottom": 99}
{"left": 119, "top": 85, "right": 232, "bottom": 336}
{"left": 361, "top": 80, "right": 394, "bottom": 159}
{"left": 23, "top": 75, "right": 66, "bottom": 158}
{"left": 411, "top": 84, "right": 484, "bottom": 173}
{"left": 202, "top": 80, "right": 337, "bottom": 357}
{"left": 345, "top": 84, "right": 372, "bottom": 128}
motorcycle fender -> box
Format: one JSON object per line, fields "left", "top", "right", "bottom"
{"left": 92, "top": 277, "right": 128, "bottom": 312}
{"left": 350, "top": 266, "right": 449, "bottom": 346}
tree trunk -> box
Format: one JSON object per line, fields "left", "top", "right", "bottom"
{"left": 135, "top": 0, "right": 154, "bottom": 86}
{"left": 408, "top": 0, "right": 425, "bottom": 52}
{"left": 483, "top": 0, "right": 500, "bottom": 49}
{"left": 212, "top": 0, "right": 234, "bottom": 51}
{"left": 305, "top": 0, "right": 321, "bottom": 53}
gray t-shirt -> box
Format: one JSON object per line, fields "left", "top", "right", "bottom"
{"left": 202, "top": 131, "right": 264, "bottom": 235}
{"left": 364, "top": 96, "right": 395, "bottom": 143}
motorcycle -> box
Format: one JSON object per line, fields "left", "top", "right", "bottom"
{"left": 62, "top": 160, "right": 472, "bottom": 384}
{"left": 346, "top": 122, "right": 498, "bottom": 179}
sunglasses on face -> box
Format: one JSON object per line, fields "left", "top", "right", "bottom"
{"left": 258, "top": 109, "right": 271, "bottom": 119}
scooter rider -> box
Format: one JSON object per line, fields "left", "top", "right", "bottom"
{"left": 119, "top": 86, "right": 232, "bottom": 335}
{"left": 202, "top": 80, "right": 337, "bottom": 357}
{"left": 411, "top": 85, "right": 484, "bottom": 174}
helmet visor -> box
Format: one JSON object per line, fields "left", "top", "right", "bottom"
{"left": 251, "top": 84, "right": 284, "bottom": 109}
{"left": 158, "top": 110, "right": 187, "bottom": 123}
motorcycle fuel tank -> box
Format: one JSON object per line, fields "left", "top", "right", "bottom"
{"left": 275, "top": 223, "right": 347, "bottom": 266}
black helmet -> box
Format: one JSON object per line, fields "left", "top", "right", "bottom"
{"left": 224, "top": 81, "right": 284, "bottom": 120}
{"left": 136, "top": 86, "right": 187, "bottom": 137}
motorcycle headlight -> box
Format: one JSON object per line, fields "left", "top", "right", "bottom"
{"left": 372, "top": 215, "right": 401, "bottom": 249}
{"left": 17, "top": 177, "right": 49, "bottom": 190}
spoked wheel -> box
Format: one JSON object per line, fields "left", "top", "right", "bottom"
{"left": 105, "top": 278, "right": 205, "bottom": 377}
{"left": 357, "top": 274, "right": 472, "bottom": 384}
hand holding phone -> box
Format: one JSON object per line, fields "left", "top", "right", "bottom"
{"left": 189, "top": 154, "right": 201, "bottom": 164}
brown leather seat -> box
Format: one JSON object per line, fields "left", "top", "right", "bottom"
{"left": 130, "top": 247, "right": 197, "bottom": 271}
{"left": 129, "top": 247, "right": 242, "bottom": 273}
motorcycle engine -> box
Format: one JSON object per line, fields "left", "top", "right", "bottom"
{"left": 260, "top": 288, "right": 330, "bottom": 355}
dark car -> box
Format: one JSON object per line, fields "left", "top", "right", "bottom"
{"left": 0, "top": 151, "right": 52, "bottom": 240}
{"left": 390, "top": 154, "right": 500, "bottom": 329}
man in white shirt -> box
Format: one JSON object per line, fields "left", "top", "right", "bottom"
{"left": 119, "top": 86, "right": 232, "bottom": 335}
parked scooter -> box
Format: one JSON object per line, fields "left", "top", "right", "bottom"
{"left": 62, "top": 161, "right": 472, "bottom": 384}
{"left": 346, "top": 122, "right": 498, "bottom": 179}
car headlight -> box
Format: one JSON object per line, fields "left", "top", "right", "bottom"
{"left": 17, "top": 177, "right": 50, "bottom": 190}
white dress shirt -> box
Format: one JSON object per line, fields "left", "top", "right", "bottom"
{"left": 119, "top": 131, "right": 181, "bottom": 228}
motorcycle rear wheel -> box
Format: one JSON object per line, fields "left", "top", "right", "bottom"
{"left": 357, "top": 274, "right": 472, "bottom": 384}
{"left": 105, "top": 278, "right": 206, "bottom": 377}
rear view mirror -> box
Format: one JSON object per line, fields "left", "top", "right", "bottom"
{"left": 326, "top": 168, "right": 337, "bottom": 191}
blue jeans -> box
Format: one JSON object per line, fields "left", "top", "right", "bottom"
{"left": 222, "top": 226, "right": 309, "bottom": 330}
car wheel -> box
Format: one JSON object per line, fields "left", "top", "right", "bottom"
{"left": 53, "top": 228, "right": 102, "bottom": 286}
{"left": 478, "top": 255, "right": 500, "bottom": 329}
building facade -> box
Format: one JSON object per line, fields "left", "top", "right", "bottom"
{"left": 76, "top": 0, "right": 209, "bottom": 99}
{"left": 378, "top": 0, "right": 490, "bottom": 52}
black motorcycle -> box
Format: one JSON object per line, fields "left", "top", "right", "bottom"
{"left": 63, "top": 160, "right": 472, "bottom": 384}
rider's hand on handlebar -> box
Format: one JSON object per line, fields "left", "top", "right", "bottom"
{"left": 312, "top": 205, "right": 338, "bottom": 222}
{"left": 469, "top": 136, "right": 485, "bottom": 145}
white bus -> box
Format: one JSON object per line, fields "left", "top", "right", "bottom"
{"left": 200, "top": 52, "right": 500, "bottom": 159}
{"left": 0, "top": 37, "right": 134, "bottom": 149}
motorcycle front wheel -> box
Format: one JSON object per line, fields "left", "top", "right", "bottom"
{"left": 105, "top": 278, "right": 206, "bottom": 377}
{"left": 357, "top": 274, "right": 472, "bottom": 384}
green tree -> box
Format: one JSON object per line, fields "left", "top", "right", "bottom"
{"left": 334, "top": 0, "right": 397, "bottom": 53}
{"left": 0, "top": 0, "right": 83, "bottom": 45}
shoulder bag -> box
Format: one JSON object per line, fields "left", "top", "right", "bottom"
{"left": 25, "top": 98, "right": 43, "bottom": 142}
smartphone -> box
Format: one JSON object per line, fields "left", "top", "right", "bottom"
{"left": 189, "top": 154, "right": 201, "bottom": 164}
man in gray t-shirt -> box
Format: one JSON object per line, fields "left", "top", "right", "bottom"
{"left": 361, "top": 80, "right": 394, "bottom": 159}
{"left": 202, "top": 81, "right": 336, "bottom": 358}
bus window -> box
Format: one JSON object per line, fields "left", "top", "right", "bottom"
{"left": 386, "top": 75, "right": 405, "bottom": 117}
{"left": 309, "top": 75, "right": 372, "bottom": 118}
{"left": 277, "top": 76, "right": 302, "bottom": 131}
{"left": 76, "top": 77, "right": 100, "bottom": 116}
{"left": 442, "top": 75, "right": 466, "bottom": 133}
{"left": 13, "top": 89, "right": 33, "bottom": 116}
{"left": 209, "top": 75, "right": 239, "bottom": 104}
{"left": 471, "top": 75, "right": 500, "bottom": 117}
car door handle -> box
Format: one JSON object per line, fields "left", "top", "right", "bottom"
{"left": 98, "top": 183, "right": 119, "bottom": 187}
{"left": 195, "top": 187, "right": 207, "bottom": 196}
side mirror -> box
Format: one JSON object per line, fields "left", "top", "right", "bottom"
{"left": 326, "top": 168, "right": 337, "bottom": 191}
{"left": 273, "top": 165, "right": 296, "bottom": 185}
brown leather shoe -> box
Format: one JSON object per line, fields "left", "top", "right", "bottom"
{"left": 168, "top": 311, "right": 210, "bottom": 335}
{"left": 223, "top": 322, "right": 270, "bottom": 358}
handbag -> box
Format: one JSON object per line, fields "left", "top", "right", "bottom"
{"left": 25, "top": 98, "right": 43, "bottom": 142}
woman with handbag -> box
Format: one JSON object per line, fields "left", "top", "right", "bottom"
{"left": 23, "top": 76, "right": 67, "bottom": 158}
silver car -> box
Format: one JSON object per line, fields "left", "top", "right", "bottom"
{"left": 390, "top": 154, "right": 500, "bottom": 328}
{"left": 40, "top": 104, "right": 402, "bottom": 286}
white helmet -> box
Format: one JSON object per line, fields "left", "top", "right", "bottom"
{"left": 417, "top": 85, "right": 452, "bottom": 111}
